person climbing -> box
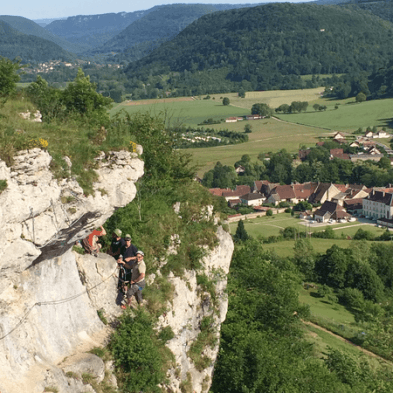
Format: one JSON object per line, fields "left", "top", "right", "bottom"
{"left": 82, "top": 225, "right": 106, "bottom": 256}
{"left": 120, "top": 250, "right": 146, "bottom": 309}
{"left": 117, "top": 234, "right": 138, "bottom": 292}
{"left": 118, "top": 234, "right": 138, "bottom": 265}
{"left": 108, "top": 229, "right": 125, "bottom": 260}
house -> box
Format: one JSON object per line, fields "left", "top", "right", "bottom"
{"left": 314, "top": 201, "right": 351, "bottom": 222}
{"left": 299, "top": 210, "right": 313, "bottom": 219}
{"left": 366, "top": 146, "right": 381, "bottom": 155}
{"left": 330, "top": 148, "right": 350, "bottom": 160}
{"left": 316, "top": 141, "right": 325, "bottom": 147}
{"left": 228, "top": 199, "right": 241, "bottom": 208}
{"left": 239, "top": 193, "right": 265, "bottom": 206}
{"left": 235, "top": 165, "right": 246, "bottom": 174}
{"left": 222, "top": 185, "right": 251, "bottom": 201}
{"left": 267, "top": 185, "right": 297, "bottom": 205}
{"left": 299, "top": 149, "right": 311, "bottom": 161}
{"left": 377, "top": 130, "right": 389, "bottom": 138}
{"left": 237, "top": 117, "right": 244, "bottom": 121}
{"left": 362, "top": 189, "right": 393, "bottom": 220}
{"left": 364, "top": 130, "right": 374, "bottom": 138}
{"left": 350, "top": 141, "right": 360, "bottom": 148}
{"left": 225, "top": 117, "right": 238, "bottom": 123}
{"left": 253, "top": 180, "right": 279, "bottom": 196}
{"left": 208, "top": 188, "right": 231, "bottom": 197}
{"left": 293, "top": 182, "right": 318, "bottom": 201}
{"left": 308, "top": 183, "right": 342, "bottom": 205}
{"left": 246, "top": 115, "right": 260, "bottom": 120}
{"left": 344, "top": 198, "right": 363, "bottom": 214}
{"left": 333, "top": 132, "right": 346, "bottom": 141}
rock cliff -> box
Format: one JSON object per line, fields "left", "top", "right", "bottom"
{"left": 0, "top": 147, "right": 234, "bottom": 393}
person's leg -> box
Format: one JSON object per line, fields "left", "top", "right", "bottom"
{"left": 126, "top": 284, "right": 139, "bottom": 307}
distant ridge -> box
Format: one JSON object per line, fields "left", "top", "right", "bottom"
{"left": 44, "top": 10, "right": 154, "bottom": 50}
{"left": 93, "top": 3, "right": 264, "bottom": 59}
{"left": 0, "top": 20, "right": 75, "bottom": 62}
{"left": 124, "top": 2, "right": 393, "bottom": 94}
{"left": 0, "top": 15, "right": 88, "bottom": 54}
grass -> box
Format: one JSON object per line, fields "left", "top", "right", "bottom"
{"left": 299, "top": 286, "right": 356, "bottom": 326}
{"left": 188, "top": 118, "right": 330, "bottom": 175}
{"left": 276, "top": 97, "right": 393, "bottom": 131}
{"left": 110, "top": 98, "right": 249, "bottom": 127}
{"left": 229, "top": 213, "right": 367, "bottom": 238}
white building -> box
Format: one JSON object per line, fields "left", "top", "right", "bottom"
{"left": 362, "top": 190, "right": 393, "bottom": 220}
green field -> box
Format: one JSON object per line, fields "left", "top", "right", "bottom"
{"left": 110, "top": 98, "right": 249, "bottom": 127}
{"left": 110, "top": 90, "right": 393, "bottom": 176}
{"left": 188, "top": 118, "right": 330, "bottom": 175}
{"left": 229, "top": 213, "right": 371, "bottom": 238}
{"left": 276, "top": 97, "right": 393, "bottom": 131}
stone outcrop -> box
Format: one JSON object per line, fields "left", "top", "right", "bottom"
{"left": 0, "top": 148, "right": 144, "bottom": 393}
{"left": 0, "top": 146, "right": 234, "bottom": 393}
{"left": 161, "top": 225, "right": 233, "bottom": 393}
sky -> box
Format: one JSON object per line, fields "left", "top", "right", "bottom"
{"left": 1, "top": 0, "right": 311, "bottom": 21}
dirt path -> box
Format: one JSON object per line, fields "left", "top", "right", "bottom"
{"left": 303, "top": 320, "right": 392, "bottom": 365}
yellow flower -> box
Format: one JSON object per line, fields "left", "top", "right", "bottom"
{"left": 129, "top": 141, "right": 137, "bottom": 153}
{"left": 39, "top": 138, "right": 49, "bottom": 149}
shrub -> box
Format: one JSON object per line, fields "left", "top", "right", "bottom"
{"left": 266, "top": 209, "right": 273, "bottom": 216}
{"left": 158, "top": 326, "right": 175, "bottom": 342}
{"left": 0, "top": 179, "right": 7, "bottom": 194}
{"left": 111, "top": 309, "right": 166, "bottom": 393}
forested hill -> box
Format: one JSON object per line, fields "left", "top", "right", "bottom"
{"left": 124, "top": 3, "right": 393, "bottom": 94}
{"left": 0, "top": 16, "right": 87, "bottom": 54}
{"left": 0, "top": 21, "right": 75, "bottom": 63}
{"left": 44, "top": 10, "right": 154, "bottom": 51}
{"left": 93, "top": 3, "right": 264, "bottom": 55}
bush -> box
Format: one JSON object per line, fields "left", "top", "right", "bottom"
{"left": 0, "top": 179, "right": 7, "bottom": 194}
{"left": 111, "top": 309, "right": 166, "bottom": 393}
{"left": 353, "top": 228, "right": 374, "bottom": 241}
{"left": 266, "top": 209, "right": 273, "bottom": 216}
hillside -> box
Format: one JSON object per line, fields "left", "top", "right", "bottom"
{"left": 124, "top": 3, "right": 393, "bottom": 95}
{"left": 94, "top": 3, "right": 264, "bottom": 56}
{"left": 0, "top": 20, "right": 75, "bottom": 63}
{"left": 0, "top": 15, "right": 88, "bottom": 54}
{"left": 44, "top": 9, "right": 154, "bottom": 50}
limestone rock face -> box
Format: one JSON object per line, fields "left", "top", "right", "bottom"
{"left": 0, "top": 146, "right": 234, "bottom": 393}
{"left": 0, "top": 148, "right": 143, "bottom": 393}
{"left": 160, "top": 226, "right": 234, "bottom": 393}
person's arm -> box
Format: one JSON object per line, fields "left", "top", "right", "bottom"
{"left": 131, "top": 272, "right": 145, "bottom": 284}
{"left": 118, "top": 260, "right": 135, "bottom": 269}
{"left": 99, "top": 226, "right": 107, "bottom": 236}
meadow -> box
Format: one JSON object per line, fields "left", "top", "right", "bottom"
{"left": 276, "top": 97, "right": 393, "bottom": 131}
{"left": 228, "top": 213, "right": 374, "bottom": 238}
{"left": 110, "top": 97, "right": 249, "bottom": 127}
{"left": 110, "top": 88, "right": 393, "bottom": 175}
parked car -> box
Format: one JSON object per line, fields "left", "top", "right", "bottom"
{"left": 349, "top": 217, "right": 356, "bottom": 222}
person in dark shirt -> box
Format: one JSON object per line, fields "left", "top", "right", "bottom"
{"left": 119, "top": 234, "right": 138, "bottom": 265}
{"left": 108, "top": 228, "right": 125, "bottom": 260}
{"left": 117, "top": 234, "right": 138, "bottom": 291}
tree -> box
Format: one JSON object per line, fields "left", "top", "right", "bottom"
{"left": 62, "top": 68, "right": 112, "bottom": 124}
{"left": 222, "top": 97, "right": 230, "bottom": 106}
{"left": 313, "top": 103, "right": 320, "bottom": 111}
{"left": 0, "top": 57, "right": 21, "bottom": 102}
{"left": 251, "top": 103, "right": 273, "bottom": 117}
{"left": 356, "top": 92, "right": 367, "bottom": 103}
{"left": 234, "top": 220, "right": 250, "bottom": 242}
{"left": 244, "top": 124, "right": 252, "bottom": 133}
